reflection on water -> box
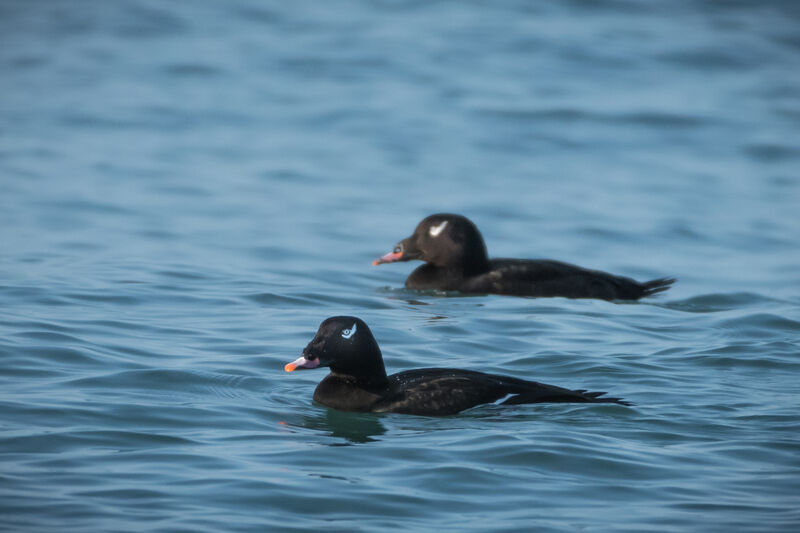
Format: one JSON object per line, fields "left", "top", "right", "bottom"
{"left": 300, "top": 408, "right": 387, "bottom": 444}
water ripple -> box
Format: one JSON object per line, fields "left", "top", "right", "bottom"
{"left": 2, "top": 1, "right": 799, "bottom": 531}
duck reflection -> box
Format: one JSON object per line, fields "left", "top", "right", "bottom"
{"left": 298, "top": 407, "right": 386, "bottom": 444}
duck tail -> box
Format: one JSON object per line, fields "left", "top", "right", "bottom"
{"left": 501, "top": 387, "right": 632, "bottom": 406}
{"left": 574, "top": 389, "right": 633, "bottom": 406}
{"left": 641, "top": 277, "right": 676, "bottom": 297}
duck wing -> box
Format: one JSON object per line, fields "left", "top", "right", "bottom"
{"left": 374, "top": 368, "right": 628, "bottom": 416}
{"left": 466, "top": 259, "right": 673, "bottom": 300}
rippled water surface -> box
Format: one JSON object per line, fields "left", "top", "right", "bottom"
{"left": 2, "top": 1, "right": 800, "bottom": 531}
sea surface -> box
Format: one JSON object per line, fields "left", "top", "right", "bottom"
{"left": 2, "top": 1, "right": 800, "bottom": 531}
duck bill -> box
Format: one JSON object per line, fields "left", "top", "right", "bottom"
{"left": 284, "top": 355, "right": 321, "bottom": 372}
{"left": 372, "top": 250, "right": 403, "bottom": 266}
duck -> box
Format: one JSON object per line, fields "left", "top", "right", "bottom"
{"left": 284, "top": 316, "right": 629, "bottom": 416}
{"left": 373, "top": 213, "right": 675, "bottom": 300}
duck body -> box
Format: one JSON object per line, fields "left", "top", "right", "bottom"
{"left": 286, "top": 317, "right": 629, "bottom": 417}
{"left": 314, "top": 367, "right": 624, "bottom": 416}
{"left": 407, "top": 258, "right": 672, "bottom": 300}
{"left": 375, "top": 214, "right": 674, "bottom": 301}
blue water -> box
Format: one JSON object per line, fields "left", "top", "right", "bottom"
{"left": 2, "top": 1, "right": 800, "bottom": 531}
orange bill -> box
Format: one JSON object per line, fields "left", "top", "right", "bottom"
{"left": 284, "top": 355, "right": 320, "bottom": 372}
{"left": 372, "top": 250, "right": 403, "bottom": 266}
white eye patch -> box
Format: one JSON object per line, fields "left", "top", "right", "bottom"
{"left": 341, "top": 323, "right": 357, "bottom": 339}
{"left": 429, "top": 220, "right": 448, "bottom": 237}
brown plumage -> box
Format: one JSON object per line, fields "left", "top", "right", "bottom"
{"left": 374, "top": 214, "right": 675, "bottom": 301}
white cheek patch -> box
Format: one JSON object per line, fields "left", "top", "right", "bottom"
{"left": 429, "top": 220, "right": 448, "bottom": 237}
{"left": 341, "top": 323, "right": 357, "bottom": 339}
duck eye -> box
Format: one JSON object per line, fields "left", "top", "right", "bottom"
{"left": 341, "top": 322, "right": 357, "bottom": 339}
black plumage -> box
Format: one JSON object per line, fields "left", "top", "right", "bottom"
{"left": 285, "top": 317, "right": 629, "bottom": 416}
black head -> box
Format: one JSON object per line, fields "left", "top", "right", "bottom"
{"left": 373, "top": 213, "right": 490, "bottom": 275}
{"left": 285, "top": 316, "right": 387, "bottom": 384}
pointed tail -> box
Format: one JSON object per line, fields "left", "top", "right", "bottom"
{"left": 641, "top": 277, "right": 676, "bottom": 297}
{"left": 501, "top": 388, "right": 632, "bottom": 406}
{"left": 573, "top": 389, "right": 633, "bottom": 406}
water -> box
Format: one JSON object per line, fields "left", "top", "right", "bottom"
{"left": 2, "top": 0, "right": 800, "bottom": 531}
